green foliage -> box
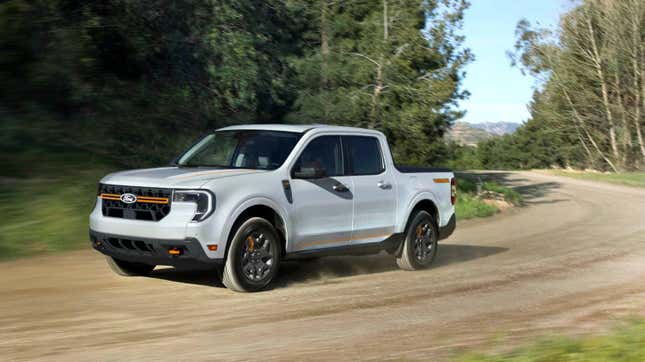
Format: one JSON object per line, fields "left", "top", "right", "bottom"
{"left": 0, "top": 0, "right": 471, "bottom": 169}
{"left": 454, "top": 194, "right": 497, "bottom": 219}
{"left": 482, "top": 182, "right": 522, "bottom": 205}
{"left": 0, "top": 0, "right": 303, "bottom": 166}
{"left": 504, "top": 0, "right": 645, "bottom": 172}
{"left": 438, "top": 143, "right": 484, "bottom": 170}
{"left": 287, "top": 0, "right": 472, "bottom": 166}
{"left": 0, "top": 117, "right": 122, "bottom": 260}
{"left": 476, "top": 92, "right": 590, "bottom": 171}
{"left": 454, "top": 176, "right": 523, "bottom": 219}
{"left": 456, "top": 319, "right": 645, "bottom": 362}
{"left": 0, "top": 173, "right": 106, "bottom": 260}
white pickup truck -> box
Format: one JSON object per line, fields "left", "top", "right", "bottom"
{"left": 90, "top": 124, "right": 456, "bottom": 292}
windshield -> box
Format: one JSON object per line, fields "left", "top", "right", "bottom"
{"left": 177, "top": 130, "right": 302, "bottom": 170}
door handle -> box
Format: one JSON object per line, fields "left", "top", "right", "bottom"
{"left": 333, "top": 183, "right": 349, "bottom": 192}
{"left": 377, "top": 181, "right": 392, "bottom": 190}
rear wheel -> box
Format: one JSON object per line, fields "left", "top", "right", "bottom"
{"left": 396, "top": 210, "right": 438, "bottom": 271}
{"left": 222, "top": 217, "right": 281, "bottom": 292}
{"left": 106, "top": 256, "right": 155, "bottom": 276}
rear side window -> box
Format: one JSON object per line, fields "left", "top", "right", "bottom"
{"left": 292, "top": 136, "right": 344, "bottom": 177}
{"left": 343, "top": 136, "right": 385, "bottom": 175}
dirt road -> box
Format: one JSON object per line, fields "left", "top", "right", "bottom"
{"left": 1, "top": 172, "right": 644, "bottom": 361}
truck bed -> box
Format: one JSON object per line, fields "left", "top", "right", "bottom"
{"left": 395, "top": 165, "right": 452, "bottom": 173}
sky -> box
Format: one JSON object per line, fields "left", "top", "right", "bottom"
{"left": 459, "top": 0, "right": 575, "bottom": 124}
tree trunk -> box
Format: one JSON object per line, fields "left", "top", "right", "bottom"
{"left": 369, "top": 62, "right": 383, "bottom": 129}
{"left": 576, "top": 124, "right": 595, "bottom": 168}
{"left": 614, "top": 71, "right": 632, "bottom": 166}
{"left": 562, "top": 86, "right": 619, "bottom": 172}
{"left": 320, "top": 0, "right": 330, "bottom": 121}
{"left": 634, "top": 58, "right": 645, "bottom": 161}
{"left": 586, "top": 14, "right": 621, "bottom": 166}
{"left": 633, "top": 7, "right": 645, "bottom": 159}
{"left": 368, "top": 0, "right": 388, "bottom": 129}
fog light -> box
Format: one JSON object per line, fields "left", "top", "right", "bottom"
{"left": 168, "top": 248, "right": 182, "bottom": 256}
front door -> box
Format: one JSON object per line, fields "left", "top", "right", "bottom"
{"left": 289, "top": 135, "right": 354, "bottom": 251}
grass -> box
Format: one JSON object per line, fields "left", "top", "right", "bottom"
{"left": 0, "top": 118, "right": 122, "bottom": 261}
{"left": 455, "top": 176, "right": 523, "bottom": 220}
{"left": 0, "top": 151, "right": 118, "bottom": 261}
{"left": 455, "top": 193, "right": 499, "bottom": 219}
{"left": 544, "top": 170, "right": 645, "bottom": 188}
{"left": 456, "top": 319, "right": 645, "bottom": 362}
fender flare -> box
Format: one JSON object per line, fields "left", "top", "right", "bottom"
{"left": 398, "top": 191, "right": 441, "bottom": 233}
{"left": 220, "top": 196, "right": 292, "bottom": 252}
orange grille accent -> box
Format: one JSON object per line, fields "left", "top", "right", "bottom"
{"left": 99, "top": 193, "right": 169, "bottom": 205}
{"left": 99, "top": 193, "right": 121, "bottom": 201}
{"left": 136, "top": 196, "right": 170, "bottom": 204}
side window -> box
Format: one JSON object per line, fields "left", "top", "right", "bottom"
{"left": 292, "top": 136, "right": 343, "bottom": 178}
{"left": 343, "top": 136, "right": 385, "bottom": 176}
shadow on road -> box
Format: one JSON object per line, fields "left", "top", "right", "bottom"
{"left": 149, "top": 267, "right": 225, "bottom": 288}
{"left": 458, "top": 171, "right": 565, "bottom": 205}
{"left": 433, "top": 243, "right": 508, "bottom": 267}
{"left": 148, "top": 244, "right": 507, "bottom": 289}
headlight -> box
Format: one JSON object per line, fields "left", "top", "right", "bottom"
{"left": 173, "top": 190, "right": 215, "bottom": 222}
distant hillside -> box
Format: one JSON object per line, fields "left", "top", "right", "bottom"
{"left": 469, "top": 122, "right": 521, "bottom": 136}
{"left": 446, "top": 121, "right": 520, "bottom": 146}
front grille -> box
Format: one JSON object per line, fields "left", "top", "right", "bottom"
{"left": 99, "top": 184, "right": 172, "bottom": 221}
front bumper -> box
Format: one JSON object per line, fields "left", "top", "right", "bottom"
{"left": 89, "top": 196, "right": 227, "bottom": 259}
{"left": 90, "top": 230, "right": 222, "bottom": 269}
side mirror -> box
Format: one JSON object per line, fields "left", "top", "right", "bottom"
{"left": 292, "top": 166, "right": 327, "bottom": 179}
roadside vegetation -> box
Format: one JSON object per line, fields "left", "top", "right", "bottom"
{"left": 456, "top": 319, "right": 645, "bottom": 362}
{"left": 543, "top": 170, "right": 645, "bottom": 188}
{"left": 455, "top": 176, "right": 523, "bottom": 220}
{"left": 0, "top": 121, "right": 122, "bottom": 261}
{"left": 0, "top": 0, "right": 471, "bottom": 170}
{"left": 439, "top": 0, "right": 644, "bottom": 174}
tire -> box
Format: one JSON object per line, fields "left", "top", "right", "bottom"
{"left": 222, "top": 217, "right": 281, "bottom": 292}
{"left": 106, "top": 256, "right": 155, "bottom": 276}
{"left": 396, "top": 210, "right": 438, "bottom": 271}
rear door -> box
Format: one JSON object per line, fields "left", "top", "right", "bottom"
{"left": 343, "top": 135, "right": 396, "bottom": 244}
{"left": 289, "top": 135, "right": 354, "bottom": 251}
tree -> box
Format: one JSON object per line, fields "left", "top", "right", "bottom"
{"left": 0, "top": 0, "right": 304, "bottom": 165}
{"left": 288, "top": 0, "right": 472, "bottom": 166}
{"left": 508, "top": 0, "right": 644, "bottom": 171}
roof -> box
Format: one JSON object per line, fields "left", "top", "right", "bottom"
{"left": 216, "top": 124, "right": 382, "bottom": 134}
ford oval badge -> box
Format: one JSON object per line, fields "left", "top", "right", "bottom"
{"left": 120, "top": 193, "right": 138, "bottom": 204}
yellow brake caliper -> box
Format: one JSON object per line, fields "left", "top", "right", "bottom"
{"left": 416, "top": 225, "right": 423, "bottom": 239}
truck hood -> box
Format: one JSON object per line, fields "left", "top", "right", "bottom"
{"left": 101, "top": 167, "right": 266, "bottom": 188}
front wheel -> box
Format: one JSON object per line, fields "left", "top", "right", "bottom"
{"left": 222, "top": 217, "right": 281, "bottom": 292}
{"left": 396, "top": 210, "right": 438, "bottom": 270}
{"left": 106, "top": 256, "right": 155, "bottom": 276}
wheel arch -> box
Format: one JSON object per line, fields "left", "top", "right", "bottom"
{"left": 401, "top": 195, "right": 440, "bottom": 233}
{"left": 223, "top": 198, "right": 290, "bottom": 259}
